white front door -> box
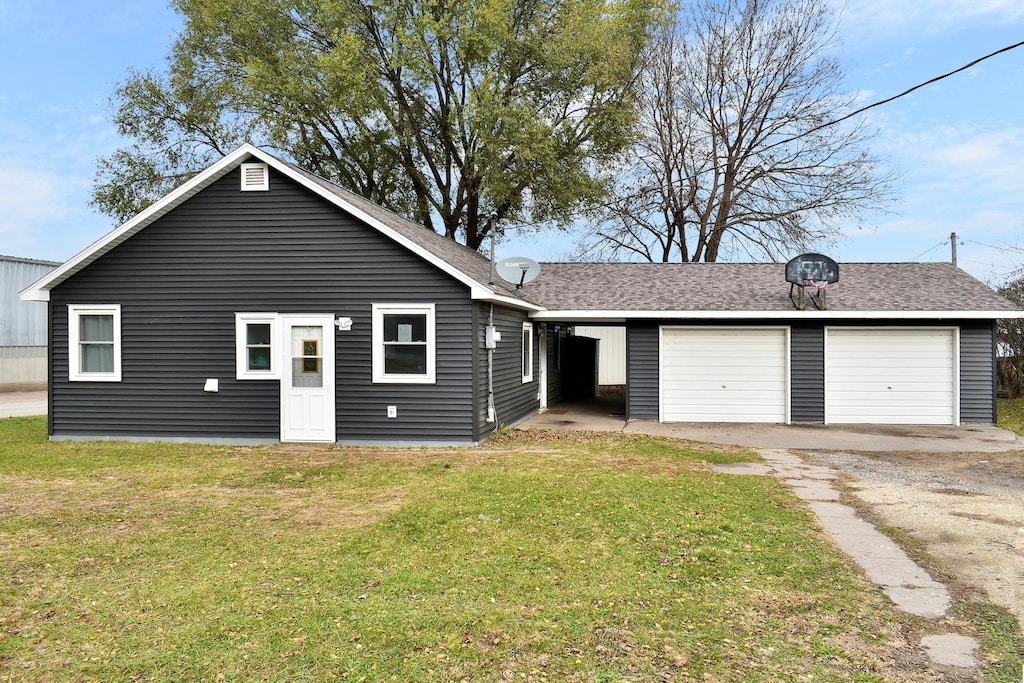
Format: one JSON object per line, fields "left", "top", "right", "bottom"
{"left": 280, "top": 315, "right": 336, "bottom": 442}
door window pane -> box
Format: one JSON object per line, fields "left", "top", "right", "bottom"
{"left": 291, "top": 326, "right": 323, "bottom": 388}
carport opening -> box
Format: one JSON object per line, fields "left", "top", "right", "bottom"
{"left": 545, "top": 324, "right": 626, "bottom": 418}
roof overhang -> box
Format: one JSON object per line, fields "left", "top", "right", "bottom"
{"left": 19, "top": 144, "right": 529, "bottom": 307}
{"left": 529, "top": 309, "right": 1024, "bottom": 322}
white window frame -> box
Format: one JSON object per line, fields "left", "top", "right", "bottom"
{"left": 68, "top": 304, "right": 122, "bottom": 382}
{"left": 522, "top": 322, "right": 534, "bottom": 383}
{"left": 235, "top": 313, "right": 281, "bottom": 379}
{"left": 372, "top": 303, "right": 436, "bottom": 384}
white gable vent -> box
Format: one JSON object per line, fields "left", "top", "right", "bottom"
{"left": 240, "top": 162, "right": 269, "bottom": 191}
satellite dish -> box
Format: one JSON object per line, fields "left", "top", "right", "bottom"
{"left": 496, "top": 257, "right": 541, "bottom": 289}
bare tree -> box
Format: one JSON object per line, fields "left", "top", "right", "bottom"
{"left": 578, "top": 0, "right": 897, "bottom": 262}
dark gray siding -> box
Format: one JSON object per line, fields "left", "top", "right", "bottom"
{"left": 475, "top": 303, "right": 539, "bottom": 436}
{"left": 50, "top": 166, "right": 477, "bottom": 443}
{"left": 960, "top": 321, "right": 996, "bottom": 422}
{"left": 790, "top": 324, "right": 825, "bottom": 422}
{"left": 626, "top": 323, "right": 659, "bottom": 420}
{"left": 545, "top": 324, "right": 569, "bottom": 408}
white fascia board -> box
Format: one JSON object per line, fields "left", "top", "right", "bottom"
{"left": 471, "top": 288, "right": 545, "bottom": 311}
{"left": 19, "top": 144, "right": 262, "bottom": 302}
{"left": 18, "top": 144, "right": 519, "bottom": 306}
{"left": 530, "top": 309, "right": 1024, "bottom": 321}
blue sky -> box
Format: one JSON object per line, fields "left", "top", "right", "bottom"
{"left": 2, "top": 1, "right": 1024, "bottom": 285}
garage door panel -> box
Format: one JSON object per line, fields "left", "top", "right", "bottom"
{"left": 826, "top": 328, "right": 956, "bottom": 425}
{"left": 661, "top": 328, "right": 787, "bottom": 423}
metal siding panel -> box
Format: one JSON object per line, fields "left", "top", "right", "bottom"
{"left": 790, "top": 324, "right": 825, "bottom": 422}
{"left": 626, "top": 324, "right": 659, "bottom": 419}
{"left": 661, "top": 328, "right": 787, "bottom": 423}
{"left": 826, "top": 328, "right": 956, "bottom": 424}
{"left": 574, "top": 326, "right": 626, "bottom": 384}
{"left": 959, "top": 322, "right": 996, "bottom": 422}
{"left": 1, "top": 258, "right": 56, "bottom": 346}
{"left": 50, "top": 167, "right": 476, "bottom": 442}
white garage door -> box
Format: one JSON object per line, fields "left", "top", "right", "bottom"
{"left": 826, "top": 328, "right": 957, "bottom": 425}
{"left": 661, "top": 327, "right": 788, "bottom": 423}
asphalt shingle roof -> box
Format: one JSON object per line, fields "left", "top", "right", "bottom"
{"left": 282, "top": 161, "right": 532, "bottom": 301}
{"left": 524, "top": 262, "right": 1019, "bottom": 312}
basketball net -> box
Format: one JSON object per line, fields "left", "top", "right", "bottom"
{"left": 804, "top": 279, "right": 830, "bottom": 293}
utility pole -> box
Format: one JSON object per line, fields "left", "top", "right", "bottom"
{"left": 950, "top": 232, "right": 958, "bottom": 267}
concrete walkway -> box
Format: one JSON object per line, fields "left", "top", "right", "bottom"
{"left": 714, "top": 449, "right": 978, "bottom": 670}
{"left": 0, "top": 391, "right": 47, "bottom": 418}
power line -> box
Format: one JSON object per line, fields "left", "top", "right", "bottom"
{"left": 784, "top": 40, "right": 1024, "bottom": 145}
{"left": 908, "top": 240, "right": 947, "bottom": 262}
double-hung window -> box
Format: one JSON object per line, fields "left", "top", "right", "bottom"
{"left": 68, "top": 304, "right": 121, "bottom": 381}
{"left": 235, "top": 313, "right": 280, "bottom": 379}
{"left": 522, "top": 322, "right": 534, "bottom": 383}
{"left": 372, "top": 304, "right": 436, "bottom": 384}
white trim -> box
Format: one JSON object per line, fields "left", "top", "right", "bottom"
{"left": 371, "top": 303, "right": 436, "bottom": 384}
{"left": 235, "top": 313, "right": 281, "bottom": 379}
{"left": 67, "top": 304, "right": 121, "bottom": 382}
{"left": 530, "top": 309, "right": 1024, "bottom": 321}
{"left": 18, "top": 144, "right": 539, "bottom": 309}
{"left": 824, "top": 326, "right": 959, "bottom": 426}
{"left": 522, "top": 322, "right": 534, "bottom": 384}
{"left": 658, "top": 325, "right": 790, "bottom": 424}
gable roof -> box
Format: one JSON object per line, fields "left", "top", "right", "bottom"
{"left": 20, "top": 144, "right": 541, "bottom": 310}
{"left": 527, "top": 262, "right": 1024, "bottom": 320}
{"left": 20, "top": 145, "right": 1023, "bottom": 321}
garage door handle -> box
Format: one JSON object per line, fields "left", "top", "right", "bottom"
{"left": 887, "top": 386, "right": 892, "bottom": 390}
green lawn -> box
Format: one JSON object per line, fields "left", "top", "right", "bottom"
{"left": 998, "top": 397, "right": 1024, "bottom": 435}
{"left": 0, "top": 417, "right": 1017, "bottom": 681}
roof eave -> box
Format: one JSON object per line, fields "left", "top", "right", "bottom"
{"left": 19, "top": 144, "right": 508, "bottom": 304}
{"left": 530, "top": 309, "right": 1024, "bottom": 321}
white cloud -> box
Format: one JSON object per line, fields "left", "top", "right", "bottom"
{"left": 835, "top": 0, "right": 1024, "bottom": 39}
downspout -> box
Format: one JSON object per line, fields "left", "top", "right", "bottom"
{"left": 487, "top": 303, "right": 497, "bottom": 427}
{"left": 486, "top": 219, "right": 498, "bottom": 428}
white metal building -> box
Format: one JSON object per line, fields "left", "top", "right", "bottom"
{"left": 2, "top": 256, "right": 58, "bottom": 391}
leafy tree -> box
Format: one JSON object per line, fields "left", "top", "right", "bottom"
{"left": 577, "top": 0, "right": 897, "bottom": 262}
{"left": 997, "top": 275, "right": 1024, "bottom": 398}
{"left": 93, "top": 0, "right": 661, "bottom": 249}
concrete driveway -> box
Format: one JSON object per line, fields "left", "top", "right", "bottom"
{"left": 521, "top": 397, "right": 1022, "bottom": 453}
{"left": 0, "top": 391, "right": 47, "bottom": 418}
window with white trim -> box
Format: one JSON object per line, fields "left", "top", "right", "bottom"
{"left": 372, "top": 304, "right": 436, "bottom": 384}
{"left": 68, "top": 304, "right": 121, "bottom": 382}
{"left": 522, "top": 322, "right": 534, "bottom": 383}
{"left": 235, "top": 313, "right": 280, "bottom": 379}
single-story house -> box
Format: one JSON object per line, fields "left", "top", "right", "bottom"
{"left": 2, "top": 255, "right": 59, "bottom": 391}
{"left": 21, "top": 145, "right": 1024, "bottom": 444}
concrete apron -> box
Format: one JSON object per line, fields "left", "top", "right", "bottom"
{"left": 712, "top": 449, "right": 980, "bottom": 671}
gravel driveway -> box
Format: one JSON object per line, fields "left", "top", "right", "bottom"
{"left": 805, "top": 449, "right": 1024, "bottom": 632}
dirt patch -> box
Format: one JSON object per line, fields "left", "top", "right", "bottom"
{"left": 805, "top": 449, "right": 1024, "bottom": 632}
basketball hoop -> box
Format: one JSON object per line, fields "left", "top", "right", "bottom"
{"left": 804, "top": 279, "right": 829, "bottom": 292}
